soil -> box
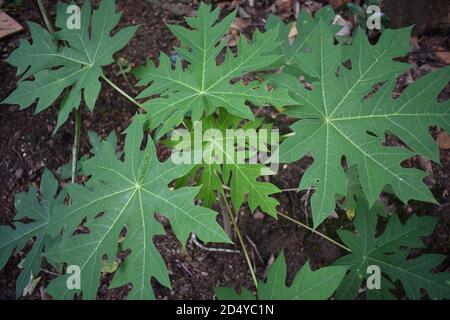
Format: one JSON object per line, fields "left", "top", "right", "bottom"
{"left": 0, "top": 0, "right": 449, "bottom": 300}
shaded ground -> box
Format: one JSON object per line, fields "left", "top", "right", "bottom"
{"left": 0, "top": 0, "right": 449, "bottom": 300}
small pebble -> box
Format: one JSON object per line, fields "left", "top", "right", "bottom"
{"left": 15, "top": 169, "right": 23, "bottom": 179}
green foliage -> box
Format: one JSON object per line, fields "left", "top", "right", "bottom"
{"left": 334, "top": 199, "right": 450, "bottom": 300}
{"left": 342, "top": 165, "right": 387, "bottom": 218}
{"left": 0, "top": 170, "right": 65, "bottom": 298}
{"left": 167, "top": 111, "right": 280, "bottom": 217}
{"left": 215, "top": 252, "right": 347, "bottom": 300}
{"left": 266, "top": 5, "right": 338, "bottom": 78}
{"left": 58, "top": 130, "right": 119, "bottom": 180}
{"left": 1, "top": 1, "right": 449, "bottom": 301}
{"left": 271, "top": 22, "right": 450, "bottom": 227}
{"left": 2, "top": 0, "right": 137, "bottom": 131}
{"left": 43, "top": 120, "right": 230, "bottom": 299}
{"left": 134, "top": 2, "right": 296, "bottom": 138}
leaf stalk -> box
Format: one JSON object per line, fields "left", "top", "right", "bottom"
{"left": 36, "top": 0, "right": 55, "bottom": 33}
{"left": 101, "top": 75, "right": 145, "bottom": 110}
{"left": 71, "top": 108, "right": 81, "bottom": 184}
{"left": 221, "top": 192, "right": 259, "bottom": 289}
{"left": 277, "top": 211, "right": 351, "bottom": 253}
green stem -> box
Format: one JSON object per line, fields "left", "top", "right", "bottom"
{"left": 35, "top": 0, "right": 83, "bottom": 185}
{"left": 101, "top": 75, "right": 145, "bottom": 110}
{"left": 71, "top": 108, "right": 81, "bottom": 184}
{"left": 36, "top": 0, "right": 54, "bottom": 33}
{"left": 118, "top": 63, "right": 134, "bottom": 93}
{"left": 279, "top": 187, "right": 316, "bottom": 193}
{"left": 218, "top": 193, "right": 234, "bottom": 239}
{"left": 277, "top": 211, "right": 351, "bottom": 253}
{"left": 221, "top": 193, "right": 259, "bottom": 289}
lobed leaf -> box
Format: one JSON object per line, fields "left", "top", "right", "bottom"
{"left": 3, "top": 0, "right": 138, "bottom": 131}
{"left": 270, "top": 21, "right": 450, "bottom": 227}
{"left": 0, "top": 170, "right": 65, "bottom": 297}
{"left": 44, "top": 120, "right": 230, "bottom": 300}
{"left": 169, "top": 112, "right": 280, "bottom": 217}
{"left": 334, "top": 199, "right": 450, "bottom": 300}
{"left": 135, "top": 2, "right": 296, "bottom": 138}
{"left": 216, "top": 252, "right": 347, "bottom": 300}
{"left": 266, "top": 5, "right": 339, "bottom": 78}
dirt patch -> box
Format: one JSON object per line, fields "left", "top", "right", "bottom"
{"left": 0, "top": 0, "right": 449, "bottom": 300}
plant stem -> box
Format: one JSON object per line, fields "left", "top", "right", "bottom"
{"left": 304, "top": 187, "right": 311, "bottom": 226}
{"left": 218, "top": 193, "right": 234, "bottom": 239}
{"left": 277, "top": 211, "right": 351, "bottom": 253}
{"left": 36, "top": 0, "right": 83, "bottom": 185}
{"left": 221, "top": 193, "right": 259, "bottom": 289}
{"left": 280, "top": 187, "right": 316, "bottom": 192}
{"left": 71, "top": 108, "right": 81, "bottom": 184}
{"left": 101, "top": 75, "right": 145, "bottom": 110}
{"left": 118, "top": 62, "right": 135, "bottom": 93}
{"left": 36, "top": 0, "right": 54, "bottom": 33}
{"left": 221, "top": 188, "right": 348, "bottom": 251}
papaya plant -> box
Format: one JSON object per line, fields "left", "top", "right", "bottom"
{"left": 0, "top": 0, "right": 449, "bottom": 300}
{"left": 4, "top": 0, "right": 138, "bottom": 131}
{"left": 334, "top": 198, "right": 448, "bottom": 300}
{"left": 268, "top": 21, "right": 449, "bottom": 227}
{"left": 215, "top": 252, "right": 348, "bottom": 300}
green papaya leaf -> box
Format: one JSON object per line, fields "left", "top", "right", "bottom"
{"left": 334, "top": 200, "right": 450, "bottom": 300}
{"left": 135, "top": 2, "right": 296, "bottom": 138}
{"left": 216, "top": 252, "right": 347, "bottom": 300}
{"left": 270, "top": 23, "right": 449, "bottom": 227}
{"left": 3, "top": 0, "right": 138, "bottom": 131}
{"left": 44, "top": 120, "right": 230, "bottom": 300}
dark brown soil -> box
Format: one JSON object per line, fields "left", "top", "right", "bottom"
{"left": 0, "top": 0, "right": 449, "bottom": 300}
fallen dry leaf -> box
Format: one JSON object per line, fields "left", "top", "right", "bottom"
{"left": 333, "top": 14, "right": 353, "bottom": 37}
{"left": 218, "top": 0, "right": 239, "bottom": 10}
{"left": 436, "top": 47, "right": 450, "bottom": 65}
{"left": 0, "top": 12, "right": 23, "bottom": 40}
{"left": 327, "top": 0, "right": 351, "bottom": 9}
{"left": 289, "top": 22, "right": 297, "bottom": 43}
{"left": 437, "top": 131, "right": 450, "bottom": 149}
{"left": 276, "top": 0, "right": 294, "bottom": 17}
{"left": 231, "top": 17, "right": 250, "bottom": 33}
{"left": 228, "top": 17, "right": 250, "bottom": 47}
